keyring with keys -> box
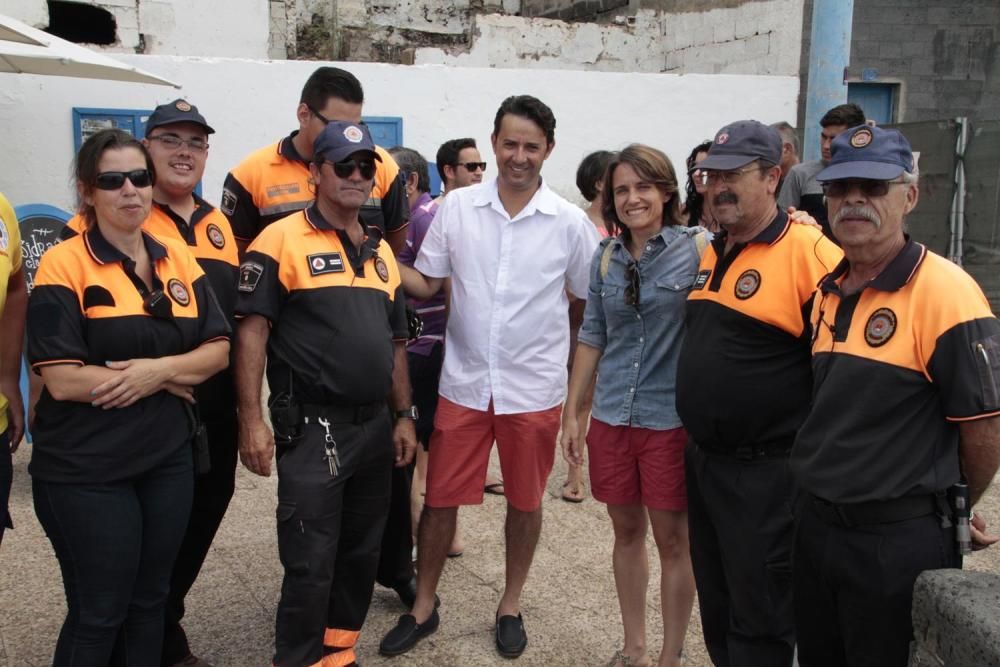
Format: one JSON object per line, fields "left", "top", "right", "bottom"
{"left": 316, "top": 417, "right": 342, "bottom": 478}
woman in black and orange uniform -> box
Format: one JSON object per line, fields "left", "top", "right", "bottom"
{"left": 26, "top": 129, "right": 230, "bottom": 666}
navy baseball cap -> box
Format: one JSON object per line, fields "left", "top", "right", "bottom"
{"left": 313, "top": 121, "right": 382, "bottom": 164}
{"left": 817, "top": 125, "right": 914, "bottom": 181}
{"left": 698, "top": 120, "right": 782, "bottom": 171}
{"left": 145, "top": 99, "right": 215, "bottom": 136}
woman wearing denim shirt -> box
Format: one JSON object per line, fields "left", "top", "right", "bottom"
{"left": 562, "top": 144, "right": 702, "bottom": 667}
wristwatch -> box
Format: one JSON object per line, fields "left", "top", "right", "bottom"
{"left": 395, "top": 406, "right": 419, "bottom": 421}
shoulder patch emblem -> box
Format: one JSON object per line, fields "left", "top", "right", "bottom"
{"left": 0, "top": 215, "right": 8, "bottom": 253}
{"left": 692, "top": 269, "right": 711, "bottom": 290}
{"left": 221, "top": 188, "right": 237, "bottom": 216}
{"left": 238, "top": 261, "right": 264, "bottom": 293}
{"left": 167, "top": 278, "right": 190, "bottom": 306}
{"left": 374, "top": 256, "right": 390, "bottom": 283}
{"left": 206, "top": 223, "right": 226, "bottom": 250}
{"left": 734, "top": 269, "right": 761, "bottom": 300}
{"left": 850, "top": 127, "right": 873, "bottom": 148}
{"left": 865, "top": 307, "right": 896, "bottom": 347}
{"left": 307, "top": 252, "right": 345, "bottom": 276}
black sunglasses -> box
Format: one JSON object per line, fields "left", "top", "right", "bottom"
{"left": 459, "top": 162, "right": 487, "bottom": 172}
{"left": 328, "top": 158, "right": 377, "bottom": 180}
{"left": 624, "top": 261, "right": 641, "bottom": 308}
{"left": 95, "top": 169, "right": 153, "bottom": 190}
{"left": 821, "top": 178, "right": 906, "bottom": 199}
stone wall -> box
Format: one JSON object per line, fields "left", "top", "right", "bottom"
{"left": 910, "top": 569, "right": 1000, "bottom": 666}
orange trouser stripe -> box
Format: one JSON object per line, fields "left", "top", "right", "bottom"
{"left": 323, "top": 628, "right": 360, "bottom": 648}
{"left": 322, "top": 648, "right": 356, "bottom": 667}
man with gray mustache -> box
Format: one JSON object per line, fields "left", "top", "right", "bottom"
{"left": 676, "top": 120, "right": 841, "bottom": 667}
{"left": 791, "top": 125, "right": 1000, "bottom": 666}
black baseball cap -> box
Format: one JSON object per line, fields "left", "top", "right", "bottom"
{"left": 145, "top": 99, "right": 215, "bottom": 136}
{"left": 313, "top": 121, "right": 382, "bottom": 164}
{"left": 816, "top": 125, "right": 914, "bottom": 181}
{"left": 698, "top": 120, "right": 782, "bottom": 171}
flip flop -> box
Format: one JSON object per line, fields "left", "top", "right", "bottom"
{"left": 561, "top": 480, "right": 585, "bottom": 503}
{"left": 484, "top": 482, "right": 505, "bottom": 496}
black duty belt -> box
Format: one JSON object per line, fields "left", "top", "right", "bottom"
{"left": 301, "top": 402, "right": 385, "bottom": 425}
{"left": 809, "top": 493, "right": 942, "bottom": 528}
{"left": 696, "top": 441, "right": 791, "bottom": 461}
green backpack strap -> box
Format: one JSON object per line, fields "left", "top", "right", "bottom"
{"left": 599, "top": 240, "right": 615, "bottom": 280}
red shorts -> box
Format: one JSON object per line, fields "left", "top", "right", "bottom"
{"left": 586, "top": 419, "right": 688, "bottom": 511}
{"left": 425, "top": 397, "right": 561, "bottom": 512}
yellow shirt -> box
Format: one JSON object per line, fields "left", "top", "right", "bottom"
{"left": 0, "top": 193, "right": 22, "bottom": 433}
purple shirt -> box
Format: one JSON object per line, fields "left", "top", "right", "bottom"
{"left": 400, "top": 192, "right": 446, "bottom": 356}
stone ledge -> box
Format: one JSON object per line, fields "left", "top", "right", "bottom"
{"left": 910, "top": 569, "right": 1000, "bottom": 666}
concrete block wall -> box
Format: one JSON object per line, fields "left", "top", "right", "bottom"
{"left": 850, "top": 0, "right": 1000, "bottom": 123}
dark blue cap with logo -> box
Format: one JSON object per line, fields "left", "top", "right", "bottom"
{"left": 698, "top": 120, "right": 783, "bottom": 171}
{"left": 817, "top": 125, "right": 914, "bottom": 181}
{"left": 145, "top": 99, "right": 215, "bottom": 136}
{"left": 313, "top": 121, "right": 382, "bottom": 164}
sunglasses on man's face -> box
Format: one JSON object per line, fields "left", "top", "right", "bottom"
{"left": 95, "top": 169, "right": 153, "bottom": 190}
{"left": 328, "top": 158, "right": 377, "bottom": 180}
{"left": 459, "top": 162, "right": 487, "bottom": 173}
{"left": 624, "top": 261, "right": 641, "bottom": 308}
{"left": 821, "top": 178, "right": 906, "bottom": 199}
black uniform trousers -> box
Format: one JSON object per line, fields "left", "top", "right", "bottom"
{"left": 793, "top": 497, "right": 958, "bottom": 667}
{"left": 274, "top": 408, "right": 393, "bottom": 667}
{"left": 685, "top": 441, "right": 796, "bottom": 667}
{"left": 161, "top": 411, "right": 239, "bottom": 665}
{"left": 375, "top": 463, "right": 415, "bottom": 591}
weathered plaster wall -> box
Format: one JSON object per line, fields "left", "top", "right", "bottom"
{"left": 0, "top": 55, "right": 797, "bottom": 212}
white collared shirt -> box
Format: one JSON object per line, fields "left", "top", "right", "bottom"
{"left": 415, "top": 177, "right": 600, "bottom": 414}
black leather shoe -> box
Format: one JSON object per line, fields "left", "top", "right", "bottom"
{"left": 495, "top": 612, "right": 527, "bottom": 658}
{"left": 379, "top": 609, "right": 440, "bottom": 656}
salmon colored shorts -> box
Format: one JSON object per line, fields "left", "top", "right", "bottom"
{"left": 586, "top": 419, "right": 688, "bottom": 511}
{"left": 424, "top": 396, "right": 562, "bottom": 512}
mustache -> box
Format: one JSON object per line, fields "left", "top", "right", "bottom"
{"left": 832, "top": 205, "right": 881, "bottom": 228}
{"left": 713, "top": 192, "right": 738, "bottom": 206}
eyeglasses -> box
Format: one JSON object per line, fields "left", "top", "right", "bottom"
{"left": 459, "top": 162, "right": 487, "bottom": 172}
{"left": 821, "top": 178, "right": 906, "bottom": 199}
{"left": 148, "top": 134, "right": 209, "bottom": 153}
{"left": 308, "top": 105, "right": 333, "bottom": 125}
{"left": 624, "top": 261, "right": 641, "bottom": 308}
{"left": 327, "top": 158, "right": 377, "bottom": 180}
{"left": 95, "top": 169, "right": 153, "bottom": 190}
{"left": 700, "top": 166, "right": 766, "bottom": 186}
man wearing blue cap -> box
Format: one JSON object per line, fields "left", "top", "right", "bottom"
{"left": 235, "top": 120, "right": 417, "bottom": 667}
{"left": 791, "top": 125, "right": 1000, "bottom": 665}
{"left": 676, "top": 120, "right": 841, "bottom": 666}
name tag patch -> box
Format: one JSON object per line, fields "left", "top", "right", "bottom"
{"left": 308, "top": 252, "right": 345, "bottom": 276}
{"left": 692, "top": 269, "right": 711, "bottom": 290}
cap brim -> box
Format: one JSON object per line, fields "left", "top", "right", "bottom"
{"left": 697, "top": 153, "right": 757, "bottom": 171}
{"left": 817, "top": 161, "right": 904, "bottom": 182}
{"left": 322, "top": 147, "right": 381, "bottom": 164}
{"left": 145, "top": 120, "right": 215, "bottom": 135}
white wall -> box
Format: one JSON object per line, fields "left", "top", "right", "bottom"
{"left": 4, "top": 0, "right": 48, "bottom": 27}
{"left": 0, "top": 55, "right": 798, "bottom": 214}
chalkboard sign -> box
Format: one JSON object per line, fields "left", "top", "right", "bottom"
{"left": 16, "top": 204, "right": 72, "bottom": 293}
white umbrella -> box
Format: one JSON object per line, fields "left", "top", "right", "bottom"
{"left": 0, "top": 13, "right": 179, "bottom": 87}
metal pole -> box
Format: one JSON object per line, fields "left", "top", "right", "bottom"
{"left": 802, "top": 0, "right": 855, "bottom": 162}
{"left": 950, "top": 117, "right": 969, "bottom": 266}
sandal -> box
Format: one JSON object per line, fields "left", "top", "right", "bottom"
{"left": 561, "top": 479, "right": 585, "bottom": 503}
{"left": 606, "top": 649, "right": 650, "bottom": 667}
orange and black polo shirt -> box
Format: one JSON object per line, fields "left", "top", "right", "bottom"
{"left": 792, "top": 238, "right": 1000, "bottom": 503}
{"left": 236, "top": 203, "right": 408, "bottom": 405}
{"left": 221, "top": 131, "right": 408, "bottom": 243}
{"left": 676, "top": 209, "right": 843, "bottom": 452}
{"left": 27, "top": 226, "right": 231, "bottom": 484}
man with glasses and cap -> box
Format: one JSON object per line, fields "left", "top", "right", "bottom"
{"left": 790, "top": 125, "right": 1000, "bottom": 666}
{"left": 675, "top": 120, "right": 841, "bottom": 667}
{"left": 235, "top": 120, "right": 417, "bottom": 667}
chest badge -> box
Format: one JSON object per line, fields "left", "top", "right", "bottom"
{"left": 865, "top": 307, "right": 896, "bottom": 347}
{"left": 206, "top": 223, "right": 226, "bottom": 250}
{"left": 167, "top": 278, "right": 191, "bottom": 306}
{"left": 692, "top": 269, "right": 711, "bottom": 290}
{"left": 307, "top": 252, "right": 345, "bottom": 276}
{"left": 734, "top": 269, "right": 761, "bottom": 300}
{"left": 374, "top": 256, "right": 390, "bottom": 283}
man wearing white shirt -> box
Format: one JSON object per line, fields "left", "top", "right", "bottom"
{"left": 379, "top": 95, "right": 599, "bottom": 659}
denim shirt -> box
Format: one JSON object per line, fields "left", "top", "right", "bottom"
{"left": 578, "top": 225, "right": 705, "bottom": 430}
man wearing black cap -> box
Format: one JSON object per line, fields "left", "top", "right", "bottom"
{"left": 791, "top": 125, "right": 1000, "bottom": 666}
{"left": 675, "top": 120, "right": 841, "bottom": 666}
{"left": 134, "top": 99, "right": 238, "bottom": 667}
{"left": 235, "top": 120, "right": 417, "bottom": 667}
